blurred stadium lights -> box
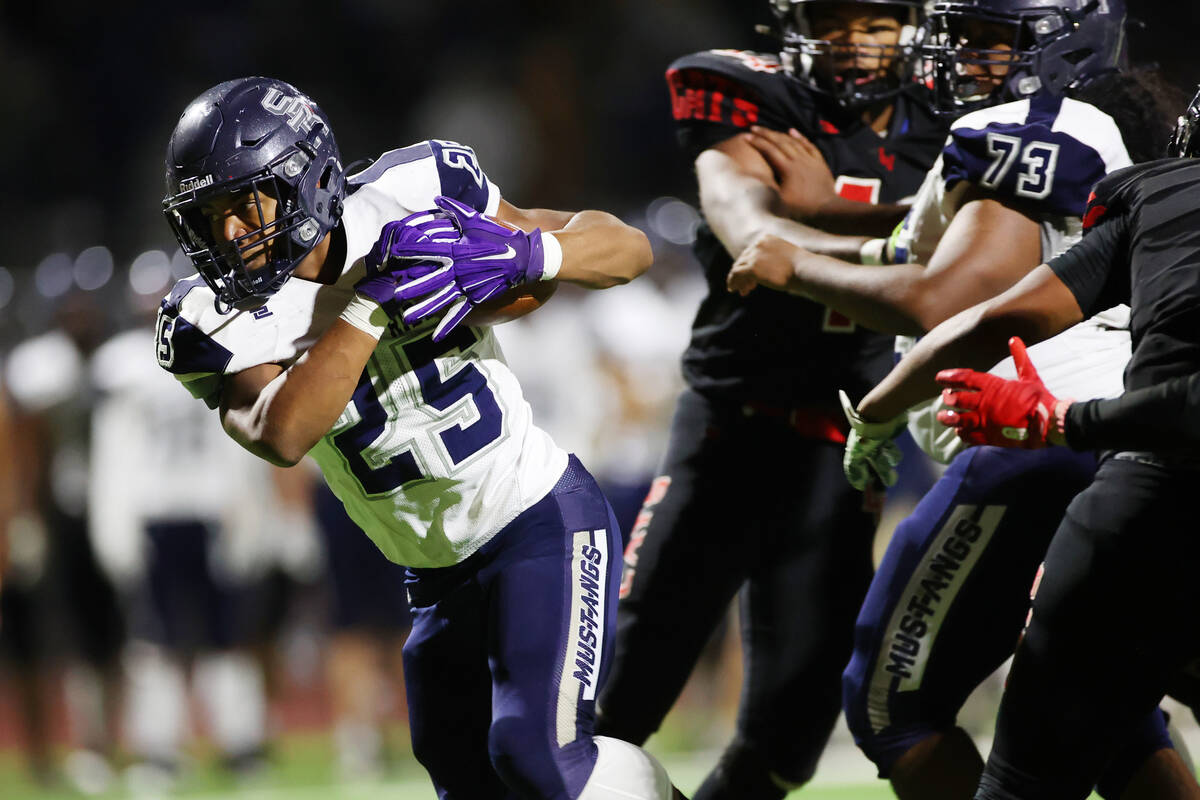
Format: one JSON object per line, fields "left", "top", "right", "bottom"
{"left": 646, "top": 197, "right": 701, "bottom": 246}
{"left": 0, "top": 268, "right": 14, "bottom": 310}
{"left": 128, "top": 249, "right": 172, "bottom": 296}
{"left": 34, "top": 252, "right": 74, "bottom": 299}
{"left": 74, "top": 246, "right": 114, "bottom": 292}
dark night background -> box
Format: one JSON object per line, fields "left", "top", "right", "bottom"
{"left": 0, "top": 1, "right": 1193, "bottom": 339}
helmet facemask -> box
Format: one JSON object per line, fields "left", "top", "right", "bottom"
{"left": 925, "top": 2, "right": 1126, "bottom": 115}
{"left": 1167, "top": 86, "right": 1200, "bottom": 158}
{"left": 775, "top": 0, "right": 923, "bottom": 109}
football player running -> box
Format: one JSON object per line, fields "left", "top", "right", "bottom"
{"left": 727, "top": 1, "right": 1199, "bottom": 798}
{"left": 844, "top": 87, "right": 1200, "bottom": 800}
{"left": 594, "top": 2, "right": 949, "bottom": 798}
{"left": 156, "top": 78, "right": 687, "bottom": 800}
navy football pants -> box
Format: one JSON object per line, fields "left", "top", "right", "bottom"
{"left": 402, "top": 456, "right": 622, "bottom": 800}
{"left": 843, "top": 446, "right": 1172, "bottom": 796}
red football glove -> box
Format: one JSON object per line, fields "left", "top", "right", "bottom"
{"left": 935, "top": 337, "right": 1065, "bottom": 449}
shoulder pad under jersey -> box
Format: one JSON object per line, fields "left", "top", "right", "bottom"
{"left": 666, "top": 50, "right": 819, "bottom": 156}
{"left": 941, "top": 95, "right": 1132, "bottom": 217}
{"left": 348, "top": 139, "right": 500, "bottom": 216}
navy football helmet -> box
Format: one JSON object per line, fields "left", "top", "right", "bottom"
{"left": 1167, "top": 86, "right": 1200, "bottom": 158}
{"left": 924, "top": 0, "right": 1127, "bottom": 114}
{"left": 163, "top": 77, "right": 345, "bottom": 311}
{"left": 770, "top": 0, "right": 925, "bottom": 107}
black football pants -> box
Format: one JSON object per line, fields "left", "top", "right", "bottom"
{"left": 595, "top": 389, "right": 877, "bottom": 795}
{"left": 977, "top": 455, "right": 1200, "bottom": 800}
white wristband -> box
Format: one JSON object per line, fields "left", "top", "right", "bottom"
{"left": 338, "top": 293, "right": 389, "bottom": 340}
{"left": 859, "top": 238, "right": 887, "bottom": 266}
{"left": 540, "top": 231, "right": 562, "bottom": 281}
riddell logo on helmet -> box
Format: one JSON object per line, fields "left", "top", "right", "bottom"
{"left": 179, "top": 174, "right": 214, "bottom": 192}
{"left": 261, "top": 88, "right": 319, "bottom": 135}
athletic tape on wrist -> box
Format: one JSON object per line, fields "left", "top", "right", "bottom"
{"left": 339, "top": 294, "right": 389, "bottom": 340}
{"left": 540, "top": 232, "right": 562, "bottom": 281}
{"left": 859, "top": 238, "right": 887, "bottom": 266}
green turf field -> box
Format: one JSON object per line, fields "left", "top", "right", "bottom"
{"left": 0, "top": 736, "right": 894, "bottom": 800}
{"left": 0, "top": 735, "right": 1104, "bottom": 799}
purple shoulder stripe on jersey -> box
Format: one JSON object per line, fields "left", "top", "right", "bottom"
{"left": 428, "top": 139, "right": 492, "bottom": 212}
{"left": 941, "top": 94, "right": 1107, "bottom": 217}
{"left": 348, "top": 142, "right": 435, "bottom": 188}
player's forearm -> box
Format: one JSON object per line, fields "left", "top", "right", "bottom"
{"left": 763, "top": 214, "right": 872, "bottom": 262}
{"left": 784, "top": 253, "right": 932, "bottom": 335}
{"left": 551, "top": 210, "right": 653, "bottom": 288}
{"left": 704, "top": 177, "right": 868, "bottom": 262}
{"left": 223, "top": 320, "right": 378, "bottom": 466}
{"left": 857, "top": 304, "right": 1018, "bottom": 420}
{"left": 1065, "top": 373, "right": 1200, "bottom": 453}
{"left": 800, "top": 197, "right": 909, "bottom": 239}
{"left": 856, "top": 275, "right": 1075, "bottom": 421}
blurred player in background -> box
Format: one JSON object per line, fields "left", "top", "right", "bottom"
{"left": 595, "top": 1, "right": 949, "bottom": 797}
{"left": 311, "top": 479, "right": 410, "bottom": 780}
{"left": 88, "top": 316, "right": 288, "bottom": 788}
{"left": 156, "top": 77, "right": 687, "bottom": 799}
{"left": 0, "top": 373, "right": 52, "bottom": 784}
{"left": 2, "top": 293, "right": 126, "bottom": 793}
{"left": 727, "top": 0, "right": 1198, "bottom": 797}
{"left": 844, "top": 85, "right": 1200, "bottom": 800}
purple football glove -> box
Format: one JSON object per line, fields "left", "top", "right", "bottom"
{"left": 354, "top": 210, "right": 458, "bottom": 317}
{"left": 390, "top": 196, "right": 548, "bottom": 340}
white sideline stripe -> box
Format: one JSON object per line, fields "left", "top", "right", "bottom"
{"left": 867, "top": 504, "right": 1005, "bottom": 734}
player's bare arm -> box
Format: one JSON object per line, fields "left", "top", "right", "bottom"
{"left": 854, "top": 264, "right": 1083, "bottom": 421}
{"left": 727, "top": 189, "right": 1042, "bottom": 335}
{"left": 741, "top": 125, "right": 910, "bottom": 235}
{"left": 698, "top": 136, "right": 879, "bottom": 262}
{"left": 495, "top": 200, "right": 652, "bottom": 288}
{"left": 219, "top": 320, "right": 380, "bottom": 467}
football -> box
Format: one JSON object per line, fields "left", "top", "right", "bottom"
{"left": 463, "top": 280, "right": 558, "bottom": 326}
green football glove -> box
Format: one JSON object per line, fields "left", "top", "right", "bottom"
{"left": 839, "top": 390, "right": 908, "bottom": 491}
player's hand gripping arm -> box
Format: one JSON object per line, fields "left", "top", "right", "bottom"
{"left": 852, "top": 264, "right": 1084, "bottom": 424}
{"left": 727, "top": 190, "right": 1043, "bottom": 336}
{"left": 697, "top": 134, "right": 899, "bottom": 263}
{"left": 740, "top": 126, "right": 912, "bottom": 235}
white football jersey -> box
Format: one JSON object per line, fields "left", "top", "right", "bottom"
{"left": 890, "top": 96, "right": 1134, "bottom": 462}
{"left": 156, "top": 140, "right": 568, "bottom": 568}
{"left": 5, "top": 329, "right": 91, "bottom": 517}
{"left": 90, "top": 328, "right": 281, "bottom": 583}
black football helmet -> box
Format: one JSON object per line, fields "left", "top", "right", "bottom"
{"left": 770, "top": 0, "right": 925, "bottom": 108}
{"left": 163, "top": 77, "right": 345, "bottom": 311}
{"left": 924, "top": 0, "right": 1127, "bottom": 114}
{"left": 1167, "top": 86, "right": 1200, "bottom": 158}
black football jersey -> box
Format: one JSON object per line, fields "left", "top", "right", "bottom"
{"left": 1048, "top": 157, "right": 1200, "bottom": 394}
{"left": 666, "top": 49, "right": 950, "bottom": 409}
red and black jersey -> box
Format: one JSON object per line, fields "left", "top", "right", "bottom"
{"left": 666, "top": 49, "right": 949, "bottom": 410}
